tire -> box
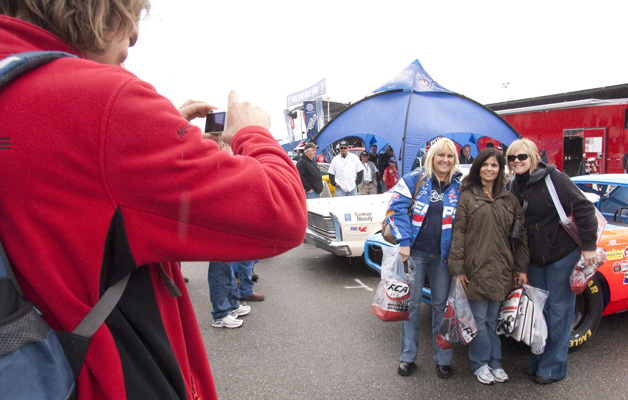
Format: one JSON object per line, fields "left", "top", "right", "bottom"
{"left": 570, "top": 274, "right": 605, "bottom": 351}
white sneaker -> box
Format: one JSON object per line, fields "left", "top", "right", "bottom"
{"left": 212, "top": 314, "right": 243, "bottom": 328}
{"left": 474, "top": 365, "right": 495, "bottom": 385}
{"left": 490, "top": 367, "right": 509, "bottom": 383}
{"left": 229, "top": 304, "right": 251, "bottom": 317}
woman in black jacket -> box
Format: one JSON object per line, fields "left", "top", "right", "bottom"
{"left": 506, "top": 138, "right": 598, "bottom": 384}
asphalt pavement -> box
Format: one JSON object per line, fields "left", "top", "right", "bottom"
{"left": 182, "top": 243, "right": 628, "bottom": 400}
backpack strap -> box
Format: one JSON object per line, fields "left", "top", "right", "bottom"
{"left": 0, "top": 51, "right": 76, "bottom": 89}
{"left": 1, "top": 233, "right": 130, "bottom": 338}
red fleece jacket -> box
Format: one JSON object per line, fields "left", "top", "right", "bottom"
{"left": 0, "top": 15, "right": 306, "bottom": 399}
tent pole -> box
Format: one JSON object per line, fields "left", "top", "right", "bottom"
{"left": 401, "top": 90, "right": 414, "bottom": 175}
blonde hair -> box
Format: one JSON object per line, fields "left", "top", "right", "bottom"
{"left": 423, "top": 138, "right": 459, "bottom": 184}
{"left": 506, "top": 138, "right": 540, "bottom": 173}
{"left": 0, "top": 0, "right": 150, "bottom": 53}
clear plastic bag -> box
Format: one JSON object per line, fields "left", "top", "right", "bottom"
{"left": 371, "top": 247, "right": 415, "bottom": 322}
{"left": 436, "top": 278, "right": 478, "bottom": 349}
{"left": 569, "top": 248, "right": 607, "bottom": 295}
{"left": 506, "top": 284, "right": 549, "bottom": 354}
{"left": 523, "top": 284, "right": 549, "bottom": 354}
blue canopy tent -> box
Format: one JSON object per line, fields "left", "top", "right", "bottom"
{"left": 313, "top": 60, "right": 521, "bottom": 175}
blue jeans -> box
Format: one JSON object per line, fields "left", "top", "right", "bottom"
{"left": 233, "top": 260, "right": 256, "bottom": 299}
{"left": 468, "top": 299, "right": 502, "bottom": 372}
{"left": 334, "top": 187, "right": 357, "bottom": 196}
{"left": 400, "top": 249, "right": 454, "bottom": 365}
{"left": 526, "top": 248, "right": 580, "bottom": 380}
{"left": 306, "top": 190, "right": 321, "bottom": 199}
{"left": 207, "top": 262, "right": 239, "bottom": 320}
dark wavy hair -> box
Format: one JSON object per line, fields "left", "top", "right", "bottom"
{"left": 460, "top": 148, "right": 505, "bottom": 198}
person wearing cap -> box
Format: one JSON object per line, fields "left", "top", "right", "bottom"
{"left": 296, "top": 142, "right": 324, "bottom": 199}
{"left": 328, "top": 140, "right": 364, "bottom": 196}
{"left": 382, "top": 157, "right": 400, "bottom": 191}
{"left": 358, "top": 151, "right": 379, "bottom": 195}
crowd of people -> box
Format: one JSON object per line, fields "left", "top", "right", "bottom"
{"left": 295, "top": 141, "right": 402, "bottom": 198}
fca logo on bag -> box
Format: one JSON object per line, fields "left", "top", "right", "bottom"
{"left": 385, "top": 281, "right": 410, "bottom": 300}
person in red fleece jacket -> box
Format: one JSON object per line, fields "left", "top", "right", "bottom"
{"left": 0, "top": 1, "right": 307, "bottom": 399}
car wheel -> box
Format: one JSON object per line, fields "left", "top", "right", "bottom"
{"left": 570, "top": 274, "right": 605, "bottom": 351}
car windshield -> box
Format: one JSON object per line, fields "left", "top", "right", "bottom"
{"left": 600, "top": 185, "right": 628, "bottom": 215}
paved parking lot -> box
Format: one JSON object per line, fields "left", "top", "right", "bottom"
{"left": 183, "top": 243, "right": 628, "bottom": 400}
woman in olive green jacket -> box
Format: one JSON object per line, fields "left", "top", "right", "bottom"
{"left": 448, "top": 148, "right": 529, "bottom": 385}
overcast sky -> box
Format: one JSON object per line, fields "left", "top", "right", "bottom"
{"left": 125, "top": 0, "right": 628, "bottom": 140}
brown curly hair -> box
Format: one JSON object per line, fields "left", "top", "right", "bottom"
{"left": 0, "top": 0, "right": 150, "bottom": 53}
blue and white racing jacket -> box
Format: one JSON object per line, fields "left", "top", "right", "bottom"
{"left": 385, "top": 168, "right": 462, "bottom": 267}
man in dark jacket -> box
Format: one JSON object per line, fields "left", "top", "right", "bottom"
{"left": 297, "top": 143, "right": 324, "bottom": 198}
{"left": 458, "top": 144, "right": 474, "bottom": 164}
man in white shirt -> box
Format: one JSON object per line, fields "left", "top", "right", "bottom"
{"left": 328, "top": 140, "right": 364, "bottom": 196}
{"left": 358, "top": 151, "right": 379, "bottom": 195}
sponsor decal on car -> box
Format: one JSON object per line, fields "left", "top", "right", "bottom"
{"left": 358, "top": 226, "right": 367, "bottom": 232}
{"left": 607, "top": 248, "right": 625, "bottom": 261}
{"left": 614, "top": 262, "right": 622, "bottom": 273}
{"left": 623, "top": 260, "right": 628, "bottom": 273}
{"left": 624, "top": 273, "right": 628, "bottom": 285}
{"left": 625, "top": 247, "right": 628, "bottom": 259}
{"left": 354, "top": 211, "right": 373, "bottom": 222}
{"left": 345, "top": 213, "right": 351, "bottom": 221}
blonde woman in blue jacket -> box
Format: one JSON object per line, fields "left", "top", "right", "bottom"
{"left": 385, "top": 138, "right": 462, "bottom": 378}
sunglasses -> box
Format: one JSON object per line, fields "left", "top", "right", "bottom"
{"left": 507, "top": 154, "right": 529, "bottom": 162}
{"left": 339, "top": 146, "right": 348, "bottom": 150}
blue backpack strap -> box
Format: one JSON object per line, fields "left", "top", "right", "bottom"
{"left": 0, "top": 50, "right": 76, "bottom": 89}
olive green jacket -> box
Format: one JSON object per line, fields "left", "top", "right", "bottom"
{"left": 448, "top": 185, "right": 529, "bottom": 301}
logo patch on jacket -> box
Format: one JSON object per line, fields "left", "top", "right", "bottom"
{"left": 176, "top": 122, "right": 193, "bottom": 139}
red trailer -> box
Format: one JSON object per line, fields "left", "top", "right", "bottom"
{"left": 486, "top": 84, "right": 628, "bottom": 176}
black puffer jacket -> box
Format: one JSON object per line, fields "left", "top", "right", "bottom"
{"left": 509, "top": 164, "right": 597, "bottom": 266}
{"left": 449, "top": 185, "right": 529, "bottom": 301}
